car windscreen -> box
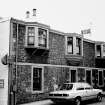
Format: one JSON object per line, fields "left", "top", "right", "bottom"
{"left": 59, "top": 84, "right": 73, "bottom": 90}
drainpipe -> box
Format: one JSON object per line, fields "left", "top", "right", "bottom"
{"left": 15, "top": 23, "right": 18, "bottom": 105}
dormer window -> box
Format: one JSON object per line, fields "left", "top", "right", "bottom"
{"left": 38, "top": 28, "right": 47, "bottom": 48}
{"left": 27, "top": 27, "right": 35, "bottom": 46}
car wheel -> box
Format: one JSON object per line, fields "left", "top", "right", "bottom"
{"left": 97, "top": 94, "right": 102, "bottom": 102}
{"left": 75, "top": 98, "right": 81, "bottom": 105}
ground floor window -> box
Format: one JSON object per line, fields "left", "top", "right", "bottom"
{"left": 32, "top": 67, "right": 43, "bottom": 92}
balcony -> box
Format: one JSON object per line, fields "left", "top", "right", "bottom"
{"left": 25, "top": 46, "right": 49, "bottom": 56}
{"left": 65, "top": 54, "right": 83, "bottom": 66}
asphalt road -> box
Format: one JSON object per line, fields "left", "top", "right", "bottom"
{"left": 50, "top": 97, "right": 105, "bottom": 105}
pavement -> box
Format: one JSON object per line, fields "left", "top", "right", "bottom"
{"left": 20, "top": 92, "right": 105, "bottom": 105}
{"left": 19, "top": 99, "right": 53, "bottom": 105}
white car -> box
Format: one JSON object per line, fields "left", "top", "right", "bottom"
{"left": 49, "top": 82, "right": 103, "bottom": 105}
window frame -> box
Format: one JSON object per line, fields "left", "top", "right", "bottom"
{"left": 65, "top": 35, "right": 83, "bottom": 56}
{"left": 27, "top": 27, "right": 35, "bottom": 45}
{"left": 31, "top": 66, "right": 44, "bottom": 93}
{"left": 96, "top": 45, "right": 101, "bottom": 57}
{"left": 38, "top": 28, "right": 47, "bottom": 48}
{"left": 67, "top": 37, "right": 73, "bottom": 54}
{"left": 25, "top": 26, "right": 49, "bottom": 49}
{"left": 76, "top": 37, "right": 81, "bottom": 55}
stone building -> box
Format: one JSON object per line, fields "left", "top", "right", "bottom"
{"left": 0, "top": 10, "right": 105, "bottom": 105}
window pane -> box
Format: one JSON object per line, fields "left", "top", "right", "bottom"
{"left": 27, "top": 27, "right": 35, "bottom": 45}
{"left": 33, "top": 68, "right": 42, "bottom": 91}
{"left": 96, "top": 45, "right": 101, "bottom": 57}
{"left": 67, "top": 37, "right": 73, "bottom": 54}
{"left": 76, "top": 38, "right": 81, "bottom": 55}
{"left": 28, "top": 27, "right": 35, "bottom": 36}
{"left": 38, "top": 28, "right": 47, "bottom": 47}
{"left": 28, "top": 36, "right": 34, "bottom": 45}
{"left": 67, "top": 45, "right": 72, "bottom": 53}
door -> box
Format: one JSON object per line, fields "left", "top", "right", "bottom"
{"left": 86, "top": 70, "right": 91, "bottom": 85}
{"left": 71, "top": 70, "right": 76, "bottom": 82}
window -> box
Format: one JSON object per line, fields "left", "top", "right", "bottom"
{"left": 60, "top": 84, "right": 73, "bottom": 90}
{"left": 85, "top": 87, "right": 93, "bottom": 90}
{"left": 38, "top": 28, "right": 47, "bottom": 47}
{"left": 103, "top": 45, "right": 105, "bottom": 57}
{"left": 27, "top": 27, "right": 35, "bottom": 46}
{"left": 96, "top": 45, "right": 101, "bottom": 57}
{"left": 76, "top": 38, "right": 81, "bottom": 55}
{"left": 67, "top": 37, "right": 73, "bottom": 54}
{"left": 32, "top": 67, "right": 43, "bottom": 92}
{"left": 77, "top": 87, "right": 84, "bottom": 90}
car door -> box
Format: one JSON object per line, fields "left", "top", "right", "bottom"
{"left": 76, "top": 87, "right": 86, "bottom": 101}
{"left": 85, "top": 87, "right": 96, "bottom": 100}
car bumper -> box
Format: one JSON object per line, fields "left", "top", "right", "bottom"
{"left": 49, "top": 97, "right": 75, "bottom": 103}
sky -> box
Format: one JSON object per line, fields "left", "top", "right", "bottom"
{"left": 0, "top": 0, "right": 105, "bottom": 41}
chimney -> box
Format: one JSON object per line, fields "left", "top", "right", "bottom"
{"left": 26, "top": 11, "right": 30, "bottom": 18}
{"left": 33, "top": 9, "right": 36, "bottom": 16}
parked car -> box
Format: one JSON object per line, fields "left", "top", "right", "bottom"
{"left": 49, "top": 82, "right": 103, "bottom": 105}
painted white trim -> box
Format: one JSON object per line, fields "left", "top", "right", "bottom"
{"left": 83, "top": 38, "right": 95, "bottom": 44}
{"left": 65, "top": 36, "right": 83, "bottom": 56}
{"left": 16, "top": 62, "right": 105, "bottom": 70}
{"left": 49, "top": 29, "right": 65, "bottom": 36}
{"left": 31, "top": 66, "right": 44, "bottom": 93}
{"left": 37, "top": 27, "right": 49, "bottom": 49}
{"left": 35, "top": 27, "right": 38, "bottom": 47}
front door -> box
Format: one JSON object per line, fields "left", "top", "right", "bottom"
{"left": 71, "top": 70, "right": 76, "bottom": 82}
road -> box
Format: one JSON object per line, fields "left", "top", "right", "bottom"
{"left": 49, "top": 97, "right": 105, "bottom": 105}
{"left": 20, "top": 97, "right": 105, "bottom": 105}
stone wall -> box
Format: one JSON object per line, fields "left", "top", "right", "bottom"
{"left": 16, "top": 65, "right": 70, "bottom": 104}
{"left": 48, "top": 32, "right": 66, "bottom": 65}
{"left": 83, "top": 41, "right": 95, "bottom": 67}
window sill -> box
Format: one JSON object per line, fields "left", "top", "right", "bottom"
{"left": 31, "top": 90, "right": 44, "bottom": 94}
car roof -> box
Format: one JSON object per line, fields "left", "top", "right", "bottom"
{"left": 64, "top": 82, "right": 91, "bottom": 88}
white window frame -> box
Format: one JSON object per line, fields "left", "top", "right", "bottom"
{"left": 25, "top": 26, "right": 36, "bottom": 47}
{"left": 65, "top": 35, "right": 83, "bottom": 56}
{"left": 25, "top": 26, "right": 49, "bottom": 49}
{"left": 31, "top": 66, "right": 44, "bottom": 93}
{"left": 38, "top": 28, "right": 49, "bottom": 49}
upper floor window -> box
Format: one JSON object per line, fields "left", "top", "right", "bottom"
{"left": 27, "top": 27, "right": 35, "bottom": 46}
{"left": 26, "top": 26, "right": 48, "bottom": 49}
{"left": 76, "top": 38, "right": 81, "bottom": 55}
{"left": 66, "top": 36, "right": 83, "bottom": 56}
{"left": 38, "top": 28, "right": 47, "bottom": 47}
{"left": 103, "top": 45, "right": 105, "bottom": 57}
{"left": 96, "top": 45, "right": 101, "bottom": 57}
{"left": 67, "top": 37, "right": 73, "bottom": 54}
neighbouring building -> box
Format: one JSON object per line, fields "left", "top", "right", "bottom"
{"left": 0, "top": 9, "right": 105, "bottom": 105}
